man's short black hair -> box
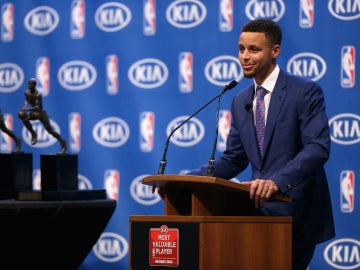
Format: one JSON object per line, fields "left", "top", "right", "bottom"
{"left": 242, "top": 19, "right": 282, "bottom": 46}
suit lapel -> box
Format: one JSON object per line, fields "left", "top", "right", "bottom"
{"left": 263, "top": 72, "right": 287, "bottom": 158}
{"left": 241, "top": 85, "right": 263, "bottom": 164}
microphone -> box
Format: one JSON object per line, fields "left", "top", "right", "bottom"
{"left": 245, "top": 103, "right": 252, "bottom": 111}
{"left": 157, "top": 80, "right": 238, "bottom": 175}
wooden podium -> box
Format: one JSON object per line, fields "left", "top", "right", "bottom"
{"left": 129, "top": 175, "right": 292, "bottom": 270}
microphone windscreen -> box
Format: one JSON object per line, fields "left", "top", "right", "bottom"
{"left": 227, "top": 80, "right": 238, "bottom": 90}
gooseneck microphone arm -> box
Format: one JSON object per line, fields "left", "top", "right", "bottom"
{"left": 204, "top": 94, "right": 222, "bottom": 176}
{"left": 205, "top": 80, "right": 238, "bottom": 176}
{"left": 157, "top": 95, "right": 218, "bottom": 175}
{"left": 157, "top": 80, "right": 238, "bottom": 175}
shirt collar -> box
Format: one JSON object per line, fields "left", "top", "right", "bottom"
{"left": 253, "top": 65, "right": 280, "bottom": 93}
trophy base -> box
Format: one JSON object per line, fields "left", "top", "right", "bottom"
{"left": 0, "top": 153, "right": 33, "bottom": 190}
{"left": 41, "top": 154, "right": 78, "bottom": 191}
{"left": 0, "top": 189, "right": 107, "bottom": 201}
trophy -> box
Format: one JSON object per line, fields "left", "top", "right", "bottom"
{"left": 18, "top": 78, "right": 67, "bottom": 154}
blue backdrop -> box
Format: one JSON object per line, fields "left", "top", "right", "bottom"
{"left": 0, "top": 1, "right": 359, "bottom": 269}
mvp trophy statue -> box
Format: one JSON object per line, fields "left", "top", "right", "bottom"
{"left": 17, "top": 78, "right": 78, "bottom": 196}
{"left": 0, "top": 78, "right": 79, "bottom": 198}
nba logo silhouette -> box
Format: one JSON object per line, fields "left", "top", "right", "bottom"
{"left": 106, "top": 54, "right": 119, "bottom": 95}
{"left": 340, "top": 170, "right": 355, "bottom": 213}
{"left": 69, "top": 112, "right": 81, "bottom": 152}
{"left": 219, "top": 0, "right": 233, "bottom": 32}
{"left": 341, "top": 46, "right": 355, "bottom": 88}
{"left": 140, "top": 111, "right": 155, "bottom": 152}
{"left": 179, "top": 52, "right": 193, "bottom": 93}
{"left": 217, "top": 110, "right": 231, "bottom": 152}
{"left": 299, "top": 0, "right": 314, "bottom": 28}
{"left": 0, "top": 114, "right": 13, "bottom": 152}
{"left": 1, "top": 3, "right": 14, "bottom": 42}
{"left": 36, "top": 57, "right": 50, "bottom": 96}
{"left": 104, "top": 169, "right": 119, "bottom": 200}
{"left": 70, "top": 0, "right": 85, "bottom": 39}
{"left": 143, "top": 0, "right": 156, "bottom": 36}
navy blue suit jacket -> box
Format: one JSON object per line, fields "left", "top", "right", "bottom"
{"left": 188, "top": 69, "right": 335, "bottom": 248}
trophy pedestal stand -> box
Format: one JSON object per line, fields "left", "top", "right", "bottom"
{"left": 41, "top": 154, "right": 78, "bottom": 191}
{"left": 0, "top": 153, "right": 106, "bottom": 201}
{"left": 0, "top": 153, "right": 33, "bottom": 191}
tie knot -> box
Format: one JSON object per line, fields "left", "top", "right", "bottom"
{"left": 256, "top": 86, "right": 267, "bottom": 98}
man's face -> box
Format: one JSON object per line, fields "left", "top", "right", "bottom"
{"left": 238, "top": 32, "right": 280, "bottom": 85}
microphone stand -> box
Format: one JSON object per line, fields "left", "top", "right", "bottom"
{"left": 204, "top": 93, "right": 222, "bottom": 176}
{"left": 157, "top": 80, "right": 238, "bottom": 175}
{"left": 157, "top": 94, "right": 220, "bottom": 175}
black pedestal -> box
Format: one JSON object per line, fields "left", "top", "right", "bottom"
{"left": 0, "top": 153, "right": 33, "bottom": 190}
{"left": 41, "top": 154, "right": 78, "bottom": 191}
{"left": 0, "top": 199, "right": 117, "bottom": 269}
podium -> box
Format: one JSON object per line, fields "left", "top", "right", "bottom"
{"left": 129, "top": 175, "right": 292, "bottom": 270}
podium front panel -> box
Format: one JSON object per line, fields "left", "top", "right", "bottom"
{"left": 130, "top": 215, "right": 292, "bottom": 270}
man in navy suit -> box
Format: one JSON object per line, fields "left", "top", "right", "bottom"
{"left": 186, "top": 19, "right": 335, "bottom": 270}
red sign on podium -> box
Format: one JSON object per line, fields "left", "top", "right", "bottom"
{"left": 149, "top": 225, "right": 179, "bottom": 267}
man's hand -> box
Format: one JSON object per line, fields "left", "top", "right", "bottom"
{"left": 242, "top": 179, "right": 278, "bottom": 207}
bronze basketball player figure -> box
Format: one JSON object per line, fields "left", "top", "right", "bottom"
{"left": 18, "top": 78, "right": 67, "bottom": 154}
{"left": 0, "top": 109, "right": 22, "bottom": 152}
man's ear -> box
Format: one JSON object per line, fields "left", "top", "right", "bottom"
{"left": 272, "top": 44, "right": 281, "bottom": 59}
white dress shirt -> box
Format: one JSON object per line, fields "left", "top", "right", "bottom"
{"left": 252, "top": 65, "right": 280, "bottom": 125}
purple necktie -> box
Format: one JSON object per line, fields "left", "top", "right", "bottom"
{"left": 255, "top": 86, "right": 267, "bottom": 158}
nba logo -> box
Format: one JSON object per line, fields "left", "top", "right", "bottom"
{"left": 179, "top": 52, "right": 193, "bottom": 93}
{"left": 0, "top": 114, "right": 14, "bottom": 152}
{"left": 36, "top": 57, "right": 50, "bottom": 96}
{"left": 219, "top": 0, "right": 233, "bottom": 32}
{"left": 69, "top": 112, "right": 81, "bottom": 152}
{"left": 217, "top": 110, "right": 231, "bottom": 152}
{"left": 143, "top": 0, "right": 156, "bottom": 36}
{"left": 340, "top": 170, "right": 355, "bottom": 213}
{"left": 140, "top": 111, "right": 155, "bottom": 152}
{"left": 1, "top": 3, "right": 14, "bottom": 42}
{"left": 299, "top": 0, "right": 314, "bottom": 28}
{"left": 341, "top": 46, "right": 355, "bottom": 88}
{"left": 70, "top": 0, "right": 85, "bottom": 39}
{"left": 104, "top": 169, "right": 120, "bottom": 200}
{"left": 106, "top": 54, "right": 118, "bottom": 95}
